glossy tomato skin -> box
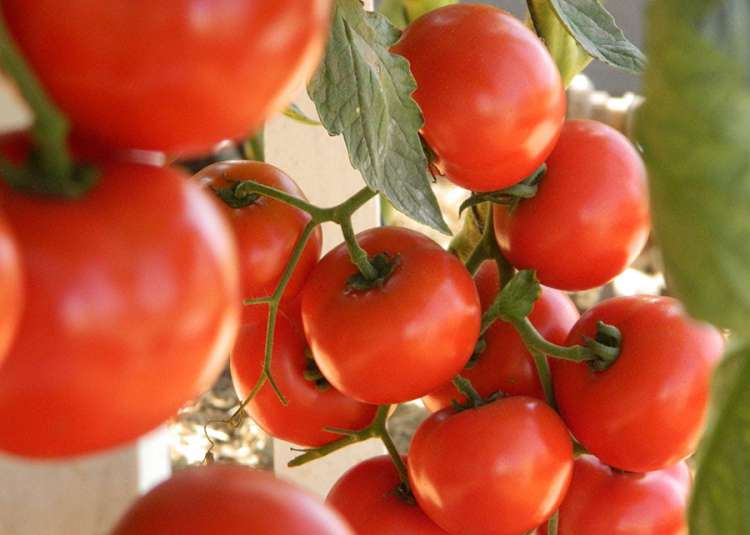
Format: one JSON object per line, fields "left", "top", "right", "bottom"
{"left": 553, "top": 296, "right": 723, "bottom": 473}
{"left": 301, "top": 227, "right": 481, "bottom": 404}
{"left": 112, "top": 464, "right": 353, "bottom": 535}
{"left": 194, "top": 161, "right": 322, "bottom": 324}
{"left": 0, "top": 164, "right": 240, "bottom": 458}
{"left": 392, "top": 4, "right": 565, "bottom": 192}
{"left": 0, "top": 212, "right": 22, "bottom": 366}
{"left": 409, "top": 396, "right": 573, "bottom": 535}
{"left": 327, "top": 455, "right": 449, "bottom": 535}
{"left": 494, "top": 120, "right": 650, "bottom": 291}
{"left": 539, "top": 455, "right": 690, "bottom": 535}
{"left": 423, "top": 261, "right": 579, "bottom": 411}
{"left": 230, "top": 310, "right": 377, "bottom": 447}
{"left": 3, "top": 1, "right": 332, "bottom": 154}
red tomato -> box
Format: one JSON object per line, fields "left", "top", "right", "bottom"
{"left": 231, "top": 310, "right": 377, "bottom": 447}
{"left": 2, "top": 1, "right": 332, "bottom": 154}
{"left": 423, "top": 261, "right": 579, "bottom": 411}
{"left": 553, "top": 295, "right": 723, "bottom": 472}
{"left": 327, "top": 455, "right": 449, "bottom": 535}
{"left": 0, "top": 212, "right": 22, "bottom": 365}
{"left": 539, "top": 455, "right": 690, "bottom": 535}
{"left": 194, "top": 161, "right": 322, "bottom": 324}
{"left": 409, "top": 396, "right": 573, "bottom": 535}
{"left": 301, "top": 227, "right": 481, "bottom": 404}
{"left": 494, "top": 120, "right": 650, "bottom": 291}
{"left": 0, "top": 164, "right": 240, "bottom": 458}
{"left": 112, "top": 464, "right": 353, "bottom": 535}
{"left": 392, "top": 4, "right": 565, "bottom": 192}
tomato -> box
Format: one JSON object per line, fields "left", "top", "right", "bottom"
{"left": 327, "top": 455, "right": 449, "bottom": 535}
{"left": 392, "top": 4, "right": 565, "bottom": 192}
{"left": 408, "top": 396, "right": 573, "bottom": 535}
{"left": 112, "top": 464, "right": 353, "bottom": 535}
{"left": 2, "top": 1, "right": 332, "bottom": 154}
{"left": 0, "top": 212, "right": 21, "bottom": 365}
{"left": 423, "top": 261, "right": 579, "bottom": 411}
{"left": 494, "top": 120, "right": 650, "bottom": 291}
{"left": 0, "top": 164, "right": 240, "bottom": 458}
{"left": 539, "top": 455, "right": 690, "bottom": 535}
{"left": 194, "top": 161, "right": 322, "bottom": 324}
{"left": 230, "top": 310, "right": 377, "bottom": 447}
{"left": 301, "top": 226, "right": 480, "bottom": 404}
{"left": 553, "top": 295, "right": 723, "bottom": 473}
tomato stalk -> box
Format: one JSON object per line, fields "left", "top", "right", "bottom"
{"left": 0, "top": 10, "right": 94, "bottom": 196}
{"left": 288, "top": 404, "right": 411, "bottom": 493}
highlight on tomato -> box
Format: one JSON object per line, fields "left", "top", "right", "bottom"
{"left": 392, "top": 3, "right": 565, "bottom": 192}
{"left": 2, "top": 0, "right": 334, "bottom": 154}
{"left": 111, "top": 464, "right": 353, "bottom": 535}
{"left": 194, "top": 160, "right": 322, "bottom": 325}
{"left": 0, "top": 211, "right": 22, "bottom": 366}
{"left": 0, "top": 163, "right": 241, "bottom": 458}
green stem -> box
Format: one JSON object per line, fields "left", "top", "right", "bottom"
{"left": 463, "top": 203, "right": 497, "bottom": 274}
{"left": 340, "top": 214, "right": 378, "bottom": 281}
{"left": 371, "top": 407, "right": 410, "bottom": 488}
{"left": 530, "top": 349, "right": 556, "bottom": 408}
{"left": 233, "top": 181, "right": 326, "bottom": 219}
{"left": 510, "top": 317, "right": 594, "bottom": 362}
{"left": 547, "top": 511, "right": 560, "bottom": 535}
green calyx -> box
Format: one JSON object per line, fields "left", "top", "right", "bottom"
{"left": 450, "top": 375, "right": 503, "bottom": 412}
{"left": 211, "top": 180, "right": 260, "bottom": 209}
{"left": 459, "top": 164, "right": 547, "bottom": 215}
{"left": 303, "top": 349, "right": 330, "bottom": 392}
{"left": 584, "top": 321, "right": 622, "bottom": 372}
{"left": 345, "top": 252, "right": 401, "bottom": 293}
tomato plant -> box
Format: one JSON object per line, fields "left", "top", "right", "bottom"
{"left": 327, "top": 455, "right": 448, "bottom": 534}
{"left": 1, "top": 0, "right": 333, "bottom": 154}
{"left": 408, "top": 396, "right": 573, "bottom": 535}
{"left": 493, "top": 120, "right": 650, "bottom": 291}
{"left": 553, "top": 295, "right": 724, "bottom": 472}
{"left": 0, "top": 164, "right": 240, "bottom": 458}
{"left": 230, "top": 310, "right": 377, "bottom": 447}
{"left": 0, "top": 211, "right": 21, "bottom": 365}
{"left": 111, "top": 464, "right": 353, "bottom": 535}
{"left": 540, "top": 455, "right": 690, "bottom": 535}
{"left": 194, "top": 160, "right": 322, "bottom": 324}
{"left": 392, "top": 4, "right": 565, "bottom": 192}
{"left": 423, "top": 261, "right": 579, "bottom": 411}
{"left": 301, "top": 226, "right": 480, "bottom": 404}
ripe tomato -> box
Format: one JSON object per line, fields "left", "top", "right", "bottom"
{"left": 0, "top": 164, "right": 240, "bottom": 458}
{"left": 409, "top": 396, "right": 573, "bottom": 535}
{"left": 0, "top": 212, "right": 22, "bottom": 365}
{"left": 327, "top": 455, "right": 449, "bottom": 535}
{"left": 553, "top": 295, "right": 723, "bottom": 473}
{"left": 539, "top": 455, "right": 690, "bottom": 535}
{"left": 494, "top": 120, "right": 650, "bottom": 291}
{"left": 423, "top": 261, "right": 579, "bottom": 411}
{"left": 231, "top": 310, "right": 377, "bottom": 447}
{"left": 194, "top": 161, "right": 322, "bottom": 324}
{"left": 392, "top": 4, "right": 565, "bottom": 192}
{"left": 3, "top": 1, "right": 332, "bottom": 154}
{"left": 112, "top": 464, "right": 353, "bottom": 535}
{"left": 301, "top": 227, "right": 480, "bottom": 404}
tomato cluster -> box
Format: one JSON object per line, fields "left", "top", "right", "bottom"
{"left": 0, "top": 2, "right": 726, "bottom": 535}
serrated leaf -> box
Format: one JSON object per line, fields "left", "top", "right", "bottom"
{"left": 690, "top": 345, "right": 750, "bottom": 534}
{"left": 498, "top": 270, "right": 541, "bottom": 321}
{"left": 527, "top": 0, "right": 592, "bottom": 86}
{"left": 547, "top": 0, "right": 646, "bottom": 74}
{"left": 638, "top": 0, "right": 750, "bottom": 334}
{"left": 309, "top": 0, "right": 450, "bottom": 234}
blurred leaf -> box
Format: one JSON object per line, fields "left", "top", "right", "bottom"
{"left": 638, "top": 0, "right": 750, "bottom": 334}
{"left": 403, "top": 0, "right": 457, "bottom": 22}
{"left": 527, "top": 0, "right": 592, "bottom": 86}
{"left": 309, "top": 0, "right": 450, "bottom": 234}
{"left": 690, "top": 344, "right": 750, "bottom": 533}
{"left": 498, "top": 270, "right": 541, "bottom": 322}
{"left": 546, "top": 0, "right": 646, "bottom": 73}
{"left": 282, "top": 103, "right": 321, "bottom": 126}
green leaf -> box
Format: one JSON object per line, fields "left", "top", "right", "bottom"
{"left": 309, "top": 0, "right": 450, "bottom": 234}
{"left": 282, "top": 103, "right": 321, "bottom": 126}
{"left": 690, "top": 345, "right": 750, "bottom": 534}
{"left": 638, "top": 0, "right": 750, "bottom": 334}
{"left": 379, "top": 0, "right": 409, "bottom": 28}
{"left": 546, "top": 0, "right": 646, "bottom": 74}
{"left": 527, "top": 0, "right": 592, "bottom": 86}
{"left": 497, "top": 270, "right": 541, "bottom": 322}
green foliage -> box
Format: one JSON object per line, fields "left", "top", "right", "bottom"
{"left": 309, "top": 0, "right": 450, "bottom": 234}
{"left": 497, "top": 270, "right": 541, "bottom": 322}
